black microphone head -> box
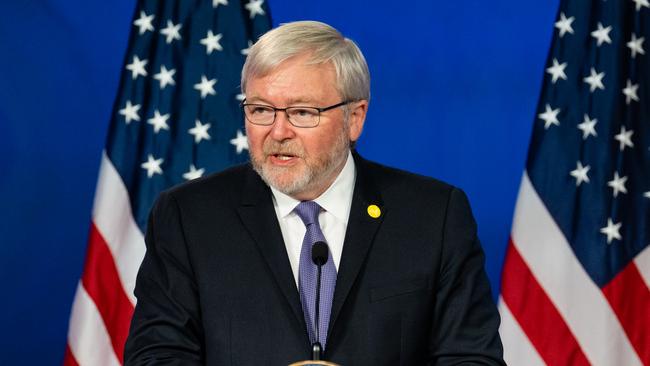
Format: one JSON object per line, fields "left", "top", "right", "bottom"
{"left": 312, "top": 241, "right": 329, "bottom": 266}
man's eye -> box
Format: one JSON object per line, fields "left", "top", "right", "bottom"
{"left": 251, "top": 106, "right": 272, "bottom": 114}
{"left": 291, "top": 108, "right": 318, "bottom": 117}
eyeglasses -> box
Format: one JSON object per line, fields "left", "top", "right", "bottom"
{"left": 242, "top": 100, "right": 351, "bottom": 128}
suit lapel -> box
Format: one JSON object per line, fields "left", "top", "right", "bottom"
{"left": 236, "top": 168, "right": 306, "bottom": 331}
{"left": 328, "top": 153, "right": 385, "bottom": 341}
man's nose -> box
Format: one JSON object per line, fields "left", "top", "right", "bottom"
{"left": 269, "top": 110, "right": 296, "bottom": 140}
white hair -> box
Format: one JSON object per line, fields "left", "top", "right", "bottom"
{"left": 241, "top": 20, "right": 371, "bottom": 102}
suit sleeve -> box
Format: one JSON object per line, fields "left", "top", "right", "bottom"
{"left": 429, "top": 188, "right": 505, "bottom": 366}
{"left": 124, "top": 191, "right": 204, "bottom": 366}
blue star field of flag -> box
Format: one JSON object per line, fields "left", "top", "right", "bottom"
{"left": 105, "top": 0, "right": 272, "bottom": 232}
{"left": 527, "top": 0, "right": 649, "bottom": 287}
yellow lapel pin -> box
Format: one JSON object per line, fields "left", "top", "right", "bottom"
{"left": 367, "top": 204, "right": 381, "bottom": 219}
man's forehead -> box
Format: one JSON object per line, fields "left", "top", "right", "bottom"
{"left": 245, "top": 56, "right": 340, "bottom": 103}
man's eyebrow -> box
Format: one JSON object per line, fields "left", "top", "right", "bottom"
{"left": 244, "top": 97, "right": 318, "bottom": 106}
{"left": 243, "top": 96, "right": 268, "bottom": 104}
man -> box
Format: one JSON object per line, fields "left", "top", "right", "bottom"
{"left": 125, "top": 21, "right": 505, "bottom": 365}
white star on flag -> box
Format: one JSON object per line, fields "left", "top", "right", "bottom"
{"left": 600, "top": 218, "right": 622, "bottom": 244}
{"left": 645, "top": 191, "right": 650, "bottom": 199}
{"left": 632, "top": 0, "right": 650, "bottom": 11}
{"left": 538, "top": 104, "right": 560, "bottom": 129}
{"left": 546, "top": 58, "right": 568, "bottom": 83}
{"left": 126, "top": 55, "right": 148, "bottom": 79}
{"left": 188, "top": 120, "right": 211, "bottom": 143}
{"left": 194, "top": 75, "right": 217, "bottom": 98}
{"left": 622, "top": 80, "right": 639, "bottom": 104}
{"left": 119, "top": 100, "right": 141, "bottom": 124}
{"left": 160, "top": 20, "right": 182, "bottom": 44}
{"left": 554, "top": 12, "right": 575, "bottom": 38}
{"left": 577, "top": 114, "right": 597, "bottom": 140}
{"left": 591, "top": 22, "right": 612, "bottom": 46}
{"left": 183, "top": 164, "right": 205, "bottom": 180}
{"left": 236, "top": 93, "right": 246, "bottom": 102}
{"left": 153, "top": 65, "right": 176, "bottom": 89}
{"left": 200, "top": 30, "right": 223, "bottom": 54}
{"left": 241, "top": 40, "right": 253, "bottom": 56}
{"left": 141, "top": 154, "right": 164, "bottom": 178}
{"left": 133, "top": 11, "right": 155, "bottom": 35}
{"left": 245, "top": 0, "right": 265, "bottom": 18}
{"left": 570, "top": 161, "right": 591, "bottom": 186}
{"left": 148, "top": 110, "right": 170, "bottom": 133}
{"left": 614, "top": 126, "right": 634, "bottom": 151}
{"left": 230, "top": 129, "right": 248, "bottom": 154}
{"left": 608, "top": 172, "right": 628, "bottom": 197}
{"left": 626, "top": 34, "right": 645, "bottom": 58}
{"left": 583, "top": 67, "right": 605, "bottom": 92}
{"left": 212, "top": 0, "right": 229, "bottom": 7}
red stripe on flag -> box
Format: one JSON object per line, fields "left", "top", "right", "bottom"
{"left": 81, "top": 222, "right": 134, "bottom": 363}
{"left": 501, "top": 239, "right": 591, "bottom": 366}
{"left": 63, "top": 343, "right": 79, "bottom": 366}
{"left": 602, "top": 261, "right": 650, "bottom": 365}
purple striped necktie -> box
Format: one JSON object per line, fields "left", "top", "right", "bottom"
{"left": 294, "top": 201, "right": 337, "bottom": 350}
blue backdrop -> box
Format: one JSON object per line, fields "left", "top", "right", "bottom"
{"left": 0, "top": 0, "right": 557, "bottom": 363}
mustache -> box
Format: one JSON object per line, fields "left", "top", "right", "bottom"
{"left": 262, "top": 140, "right": 304, "bottom": 156}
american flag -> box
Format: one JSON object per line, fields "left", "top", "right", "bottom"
{"left": 498, "top": 0, "right": 649, "bottom": 365}
{"left": 63, "top": 1, "right": 271, "bottom": 365}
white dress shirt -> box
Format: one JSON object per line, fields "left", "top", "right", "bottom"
{"left": 269, "top": 151, "right": 356, "bottom": 287}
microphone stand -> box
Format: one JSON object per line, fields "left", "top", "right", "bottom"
{"left": 289, "top": 242, "right": 339, "bottom": 366}
{"left": 312, "top": 260, "right": 323, "bottom": 360}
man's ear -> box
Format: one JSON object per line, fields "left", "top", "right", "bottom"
{"left": 347, "top": 99, "right": 368, "bottom": 142}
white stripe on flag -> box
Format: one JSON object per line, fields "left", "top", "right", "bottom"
{"left": 511, "top": 172, "right": 642, "bottom": 366}
{"left": 92, "top": 151, "right": 146, "bottom": 305}
{"left": 498, "top": 297, "right": 546, "bottom": 366}
{"left": 67, "top": 282, "right": 121, "bottom": 366}
{"left": 634, "top": 245, "right": 650, "bottom": 290}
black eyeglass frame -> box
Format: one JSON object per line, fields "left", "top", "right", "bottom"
{"left": 241, "top": 100, "right": 352, "bottom": 128}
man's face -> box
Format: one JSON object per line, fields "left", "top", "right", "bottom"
{"left": 244, "top": 53, "right": 366, "bottom": 200}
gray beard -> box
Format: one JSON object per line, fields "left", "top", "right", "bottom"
{"left": 249, "top": 132, "right": 350, "bottom": 198}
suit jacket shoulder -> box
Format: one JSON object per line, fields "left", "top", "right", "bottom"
{"left": 164, "top": 162, "right": 253, "bottom": 207}
{"left": 356, "top": 156, "right": 458, "bottom": 204}
{"left": 352, "top": 154, "right": 475, "bottom": 242}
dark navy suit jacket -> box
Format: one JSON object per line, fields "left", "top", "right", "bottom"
{"left": 124, "top": 152, "right": 505, "bottom": 365}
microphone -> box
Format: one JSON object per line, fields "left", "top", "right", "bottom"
{"left": 311, "top": 241, "right": 329, "bottom": 361}
{"left": 312, "top": 241, "right": 328, "bottom": 265}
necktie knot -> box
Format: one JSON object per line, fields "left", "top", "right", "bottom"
{"left": 294, "top": 201, "right": 322, "bottom": 227}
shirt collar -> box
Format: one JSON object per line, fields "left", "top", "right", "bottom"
{"left": 270, "top": 150, "right": 356, "bottom": 219}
